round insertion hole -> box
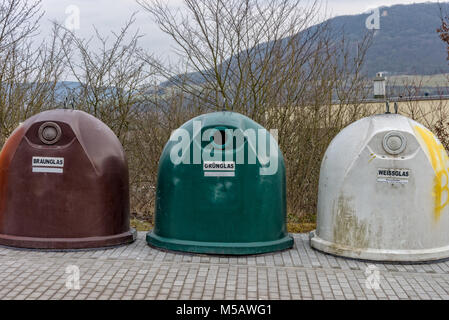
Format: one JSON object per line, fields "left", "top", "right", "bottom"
{"left": 213, "top": 129, "right": 227, "bottom": 146}
{"left": 38, "top": 122, "right": 62, "bottom": 145}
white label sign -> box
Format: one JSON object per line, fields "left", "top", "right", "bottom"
{"left": 32, "top": 157, "right": 64, "bottom": 174}
{"left": 377, "top": 168, "right": 410, "bottom": 184}
{"left": 204, "top": 171, "right": 235, "bottom": 177}
{"left": 203, "top": 161, "right": 235, "bottom": 177}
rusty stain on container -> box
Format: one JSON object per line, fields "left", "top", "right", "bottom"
{"left": 332, "top": 195, "right": 369, "bottom": 250}
{"left": 0, "top": 109, "right": 136, "bottom": 250}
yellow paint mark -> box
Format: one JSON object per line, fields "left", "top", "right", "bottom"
{"left": 414, "top": 126, "right": 449, "bottom": 220}
{"left": 368, "top": 155, "right": 376, "bottom": 163}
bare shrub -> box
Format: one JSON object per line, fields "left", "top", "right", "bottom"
{"left": 60, "top": 15, "right": 161, "bottom": 218}
{"left": 138, "top": 0, "right": 372, "bottom": 217}
{"left": 0, "top": 1, "right": 69, "bottom": 145}
{"left": 128, "top": 87, "right": 209, "bottom": 217}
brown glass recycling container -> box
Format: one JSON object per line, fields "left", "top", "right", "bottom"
{"left": 0, "top": 109, "right": 136, "bottom": 249}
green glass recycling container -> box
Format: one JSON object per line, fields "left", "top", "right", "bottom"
{"left": 146, "top": 111, "right": 293, "bottom": 255}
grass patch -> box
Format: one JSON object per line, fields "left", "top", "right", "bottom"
{"left": 287, "top": 212, "right": 316, "bottom": 233}
{"left": 130, "top": 218, "right": 152, "bottom": 231}
{"left": 287, "top": 222, "right": 316, "bottom": 233}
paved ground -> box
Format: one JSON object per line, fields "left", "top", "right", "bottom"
{"left": 0, "top": 232, "right": 449, "bottom": 300}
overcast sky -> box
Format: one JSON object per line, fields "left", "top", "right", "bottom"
{"left": 37, "top": 0, "right": 444, "bottom": 63}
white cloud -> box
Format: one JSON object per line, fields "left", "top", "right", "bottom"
{"left": 325, "top": 0, "right": 442, "bottom": 17}
{"left": 39, "top": 0, "right": 181, "bottom": 61}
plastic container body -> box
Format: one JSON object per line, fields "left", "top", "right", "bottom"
{"left": 0, "top": 109, "right": 136, "bottom": 249}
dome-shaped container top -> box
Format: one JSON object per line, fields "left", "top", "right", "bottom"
{"left": 0, "top": 109, "right": 136, "bottom": 249}
{"left": 147, "top": 111, "right": 293, "bottom": 255}
{"left": 310, "top": 113, "right": 449, "bottom": 262}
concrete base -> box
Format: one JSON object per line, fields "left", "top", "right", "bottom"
{"left": 0, "top": 229, "right": 137, "bottom": 250}
{"left": 147, "top": 232, "right": 294, "bottom": 255}
{"left": 309, "top": 230, "right": 449, "bottom": 263}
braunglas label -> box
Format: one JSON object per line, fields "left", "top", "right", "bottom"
{"left": 32, "top": 157, "right": 64, "bottom": 174}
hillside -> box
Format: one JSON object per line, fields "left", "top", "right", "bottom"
{"left": 328, "top": 2, "right": 449, "bottom": 76}
{"left": 162, "top": 2, "right": 449, "bottom": 88}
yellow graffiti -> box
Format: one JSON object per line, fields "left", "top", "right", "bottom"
{"left": 414, "top": 126, "right": 449, "bottom": 220}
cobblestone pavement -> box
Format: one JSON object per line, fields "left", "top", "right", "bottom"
{"left": 0, "top": 232, "right": 449, "bottom": 300}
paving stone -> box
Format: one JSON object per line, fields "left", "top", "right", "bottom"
{"left": 0, "top": 233, "right": 448, "bottom": 300}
